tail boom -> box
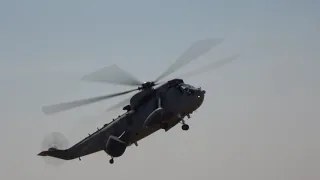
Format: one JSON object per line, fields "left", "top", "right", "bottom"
{"left": 38, "top": 148, "right": 77, "bottom": 160}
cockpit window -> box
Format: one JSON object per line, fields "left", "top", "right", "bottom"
{"left": 181, "top": 84, "right": 197, "bottom": 89}
{"left": 179, "top": 84, "right": 196, "bottom": 94}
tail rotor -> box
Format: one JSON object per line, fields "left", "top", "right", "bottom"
{"left": 40, "top": 132, "right": 69, "bottom": 166}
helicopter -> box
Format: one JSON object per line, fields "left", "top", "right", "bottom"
{"left": 37, "top": 38, "right": 239, "bottom": 164}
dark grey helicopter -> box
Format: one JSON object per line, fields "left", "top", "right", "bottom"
{"left": 38, "top": 38, "right": 239, "bottom": 164}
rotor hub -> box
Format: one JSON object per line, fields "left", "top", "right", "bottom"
{"left": 139, "top": 81, "right": 155, "bottom": 90}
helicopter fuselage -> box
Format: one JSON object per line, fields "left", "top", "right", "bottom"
{"left": 38, "top": 79, "right": 206, "bottom": 162}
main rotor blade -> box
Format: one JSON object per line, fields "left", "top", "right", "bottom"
{"left": 105, "top": 82, "right": 164, "bottom": 112}
{"left": 42, "top": 89, "right": 138, "bottom": 115}
{"left": 105, "top": 96, "right": 131, "bottom": 112}
{"left": 81, "top": 64, "right": 143, "bottom": 86}
{"left": 177, "top": 54, "right": 240, "bottom": 79}
{"left": 154, "top": 38, "right": 224, "bottom": 82}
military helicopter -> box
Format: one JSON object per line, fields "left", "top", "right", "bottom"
{"left": 38, "top": 38, "right": 239, "bottom": 164}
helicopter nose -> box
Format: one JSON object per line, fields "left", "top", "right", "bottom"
{"left": 197, "top": 87, "right": 205, "bottom": 95}
{"left": 196, "top": 89, "right": 205, "bottom": 105}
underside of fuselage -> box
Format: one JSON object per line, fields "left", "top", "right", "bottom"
{"left": 128, "top": 111, "right": 186, "bottom": 144}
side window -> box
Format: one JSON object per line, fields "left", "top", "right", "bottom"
{"left": 180, "top": 86, "right": 192, "bottom": 95}
{"left": 179, "top": 86, "right": 186, "bottom": 93}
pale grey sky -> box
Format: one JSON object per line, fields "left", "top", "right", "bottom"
{"left": 0, "top": 0, "right": 319, "bottom": 179}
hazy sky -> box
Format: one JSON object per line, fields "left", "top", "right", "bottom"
{"left": 0, "top": 0, "right": 319, "bottom": 179}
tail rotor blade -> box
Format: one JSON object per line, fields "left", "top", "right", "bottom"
{"left": 42, "top": 88, "right": 138, "bottom": 115}
{"left": 177, "top": 54, "right": 240, "bottom": 79}
{"left": 40, "top": 132, "right": 69, "bottom": 166}
{"left": 81, "top": 64, "right": 143, "bottom": 86}
{"left": 154, "top": 38, "right": 224, "bottom": 82}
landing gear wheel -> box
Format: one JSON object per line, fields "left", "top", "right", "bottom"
{"left": 109, "top": 158, "right": 114, "bottom": 164}
{"left": 182, "top": 124, "right": 189, "bottom": 131}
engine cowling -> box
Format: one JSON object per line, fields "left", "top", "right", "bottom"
{"left": 104, "top": 135, "right": 127, "bottom": 157}
{"left": 130, "top": 89, "right": 154, "bottom": 109}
